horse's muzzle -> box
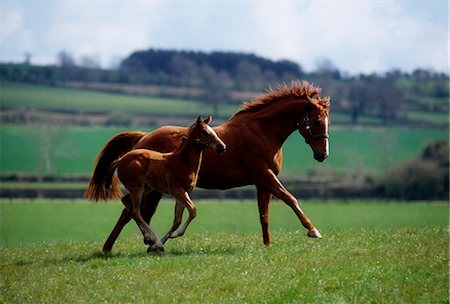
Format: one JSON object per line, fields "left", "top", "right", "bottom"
{"left": 215, "top": 144, "right": 226, "bottom": 155}
{"left": 314, "top": 152, "right": 328, "bottom": 162}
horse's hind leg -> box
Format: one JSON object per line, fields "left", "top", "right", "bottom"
{"left": 256, "top": 187, "right": 272, "bottom": 246}
{"left": 102, "top": 194, "right": 132, "bottom": 253}
{"left": 102, "top": 191, "right": 162, "bottom": 253}
{"left": 142, "top": 191, "right": 162, "bottom": 224}
{"left": 129, "top": 187, "right": 164, "bottom": 251}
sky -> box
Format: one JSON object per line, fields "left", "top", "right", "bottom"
{"left": 1, "top": 0, "right": 448, "bottom": 75}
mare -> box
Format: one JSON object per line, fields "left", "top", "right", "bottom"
{"left": 85, "top": 80, "right": 330, "bottom": 253}
{"left": 85, "top": 116, "right": 226, "bottom": 252}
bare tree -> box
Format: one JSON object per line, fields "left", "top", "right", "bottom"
{"left": 57, "top": 50, "right": 76, "bottom": 67}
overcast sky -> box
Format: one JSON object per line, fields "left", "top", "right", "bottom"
{"left": 1, "top": 0, "right": 448, "bottom": 74}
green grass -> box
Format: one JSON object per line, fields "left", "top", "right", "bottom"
{"left": 1, "top": 125, "right": 448, "bottom": 176}
{"left": 0, "top": 200, "right": 448, "bottom": 303}
{"left": 1, "top": 199, "right": 447, "bottom": 246}
{"left": 283, "top": 127, "right": 449, "bottom": 174}
{"left": 403, "top": 109, "right": 450, "bottom": 124}
{"left": 0, "top": 81, "right": 221, "bottom": 116}
{"left": 0, "top": 125, "right": 125, "bottom": 174}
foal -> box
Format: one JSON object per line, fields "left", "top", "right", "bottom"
{"left": 111, "top": 116, "right": 226, "bottom": 252}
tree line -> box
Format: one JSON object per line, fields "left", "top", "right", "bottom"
{"left": 1, "top": 48, "right": 448, "bottom": 125}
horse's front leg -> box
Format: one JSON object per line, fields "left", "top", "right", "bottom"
{"left": 160, "top": 199, "right": 185, "bottom": 244}
{"left": 161, "top": 192, "right": 197, "bottom": 243}
{"left": 171, "top": 192, "right": 197, "bottom": 238}
{"left": 256, "top": 169, "right": 321, "bottom": 238}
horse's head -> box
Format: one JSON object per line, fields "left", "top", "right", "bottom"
{"left": 191, "top": 116, "right": 226, "bottom": 154}
{"left": 298, "top": 96, "right": 330, "bottom": 162}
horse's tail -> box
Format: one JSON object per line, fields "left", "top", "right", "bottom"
{"left": 84, "top": 131, "right": 146, "bottom": 201}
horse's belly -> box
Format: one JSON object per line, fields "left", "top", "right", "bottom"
{"left": 197, "top": 153, "right": 252, "bottom": 190}
{"left": 197, "top": 172, "right": 250, "bottom": 190}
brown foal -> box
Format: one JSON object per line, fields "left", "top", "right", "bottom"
{"left": 88, "top": 116, "right": 225, "bottom": 252}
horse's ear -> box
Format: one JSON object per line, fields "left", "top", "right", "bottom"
{"left": 196, "top": 116, "right": 203, "bottom": 126}
{"left": 204, "top": 115, "right": 212, "bottom": 124}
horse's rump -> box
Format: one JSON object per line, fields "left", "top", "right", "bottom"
{"left": 84, "top": 131, "right": 146, "bottom": 201}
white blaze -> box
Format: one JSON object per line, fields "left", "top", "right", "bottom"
{"left": 206, "top": 125, "right": 218, "bottom": 139}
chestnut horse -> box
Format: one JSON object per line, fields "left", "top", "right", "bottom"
{"left": 86, "top": 116, "right": 226, "bottom": 252}
{"left": 86, "top": 80, "right": 330, "bottom": 253}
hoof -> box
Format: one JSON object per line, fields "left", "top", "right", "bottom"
{"left": 143, "top": 237, "right": 155, "bottom": 246}
{"left": 307, "top": 229, "right": 322, "bottom": 238}
{"left": 147, "top": 244, "right": 165, "bottom": 254}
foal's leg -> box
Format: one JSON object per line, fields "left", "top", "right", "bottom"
{"left": 128, "top": 187, "right": 164, "bottom": 251}
{"left": 256, "top": 169, "right": 321, "bottom": 238}
{"left": 160, "top": 199, "right": 185, "bottom": 244}
{"left": 170, "top": 192, "right": 197, "bottom": 239}
{"left": 161, "top": 192, "right": 197, "bottom": 244}
{"left": 102, "top": 191, "right": 162, "bottom": 253}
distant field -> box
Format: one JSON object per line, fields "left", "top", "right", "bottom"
{"left": 1, "top": 200, "right": 448, "bottom": 303}
{"left": 1, "top": 81, "right": 448, "bottom": 177}
{"left": 0, "top": 81, "right": 236, "bottom": 117}
{"left": 0, "top": 124, "right": 447, "bottom": 175}
{"left": 283, "top": 127, "right": 449, "bottom": 174}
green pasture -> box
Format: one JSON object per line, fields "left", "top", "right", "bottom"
{"left": 0, "top": 199, "right": 448, "bottom": 303}
{"left": 0, "top": 199, "right": 447, "bottom": 247}
{"left": 0, "top": 124, "right": 447, "bottom": 176}
{"left": 0, "top": 81, "right": 236, "bottom": 117}
{"left": 284, "top": 126, "right": 449, "bottom": 174}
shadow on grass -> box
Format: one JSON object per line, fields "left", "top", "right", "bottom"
{"left": 12, "top": 244, "right": 240, "bottom": 267}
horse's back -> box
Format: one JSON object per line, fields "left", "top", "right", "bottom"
{"left": 118, "top": 149, "right": 164, "bottom": 176}
{"left": 135, "top": 126, "right": 187, "bottom": 152}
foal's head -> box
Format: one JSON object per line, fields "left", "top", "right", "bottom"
{"left": 188, "top": 116, "right": 226, "bottom": 154}
{"left": 298, "top": 96, "right": 330, "bottom": 162}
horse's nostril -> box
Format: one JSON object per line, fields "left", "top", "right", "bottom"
{"left": 216, "top": 145, "right": 226, "bottom": 154}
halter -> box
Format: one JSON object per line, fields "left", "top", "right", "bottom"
{"left": 186, "top": 136, "right": 217, "bottom": 149}
{"left": 297, "top": 111, "right": 329, "bottom": 142}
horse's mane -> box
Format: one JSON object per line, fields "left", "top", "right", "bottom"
{"left": 233, "top": 80, "right": 330, "bottom": 117}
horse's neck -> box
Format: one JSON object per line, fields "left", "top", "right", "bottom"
{"left": 230, "top": 98, "right": 308, "bottom": 146}
{"left": 172, "top": 140, "right": 203, "bottom": 175}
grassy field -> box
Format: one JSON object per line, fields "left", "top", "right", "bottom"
{"left": 1, "top": 81, "right": 448, "bottom": 176}
{"left": 1, "top": 124, "right": 448, "bottom": 176}
{"left": 0, "top": 199, "right": 448, "bottom": 303}
{"left": 1, "top": 199, "right": 448, "bottom": 246}
{"left": 0, "top": 81, "right": 236, "bottom": 117}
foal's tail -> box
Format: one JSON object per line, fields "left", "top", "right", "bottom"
{"left": 84, "top": 131, "right": 146, "bottom": 201}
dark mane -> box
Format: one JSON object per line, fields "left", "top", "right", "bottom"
{"left": 233, "top": 80, "right": 329, "bottom": 117}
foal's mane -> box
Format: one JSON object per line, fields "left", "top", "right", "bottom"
{"left": 233, "top": 80, "right": 329, "bottom": 117}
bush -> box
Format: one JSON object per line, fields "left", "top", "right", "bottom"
{"left": 378, "top": 140, "right": 449, "bottom": 200}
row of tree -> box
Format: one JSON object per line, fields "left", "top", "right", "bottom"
{"left": 121, "top": 49, "right": 303, "bottom": 91}
{"left": 1, "top": 49, "right": 448, "bottom": 125}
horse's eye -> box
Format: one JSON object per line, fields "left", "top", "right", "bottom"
{"left": 202, "top": 131, "right": 209, "bottom": 136}
{"left": 314, "top": 120, "right": 321, "bottom": 126}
